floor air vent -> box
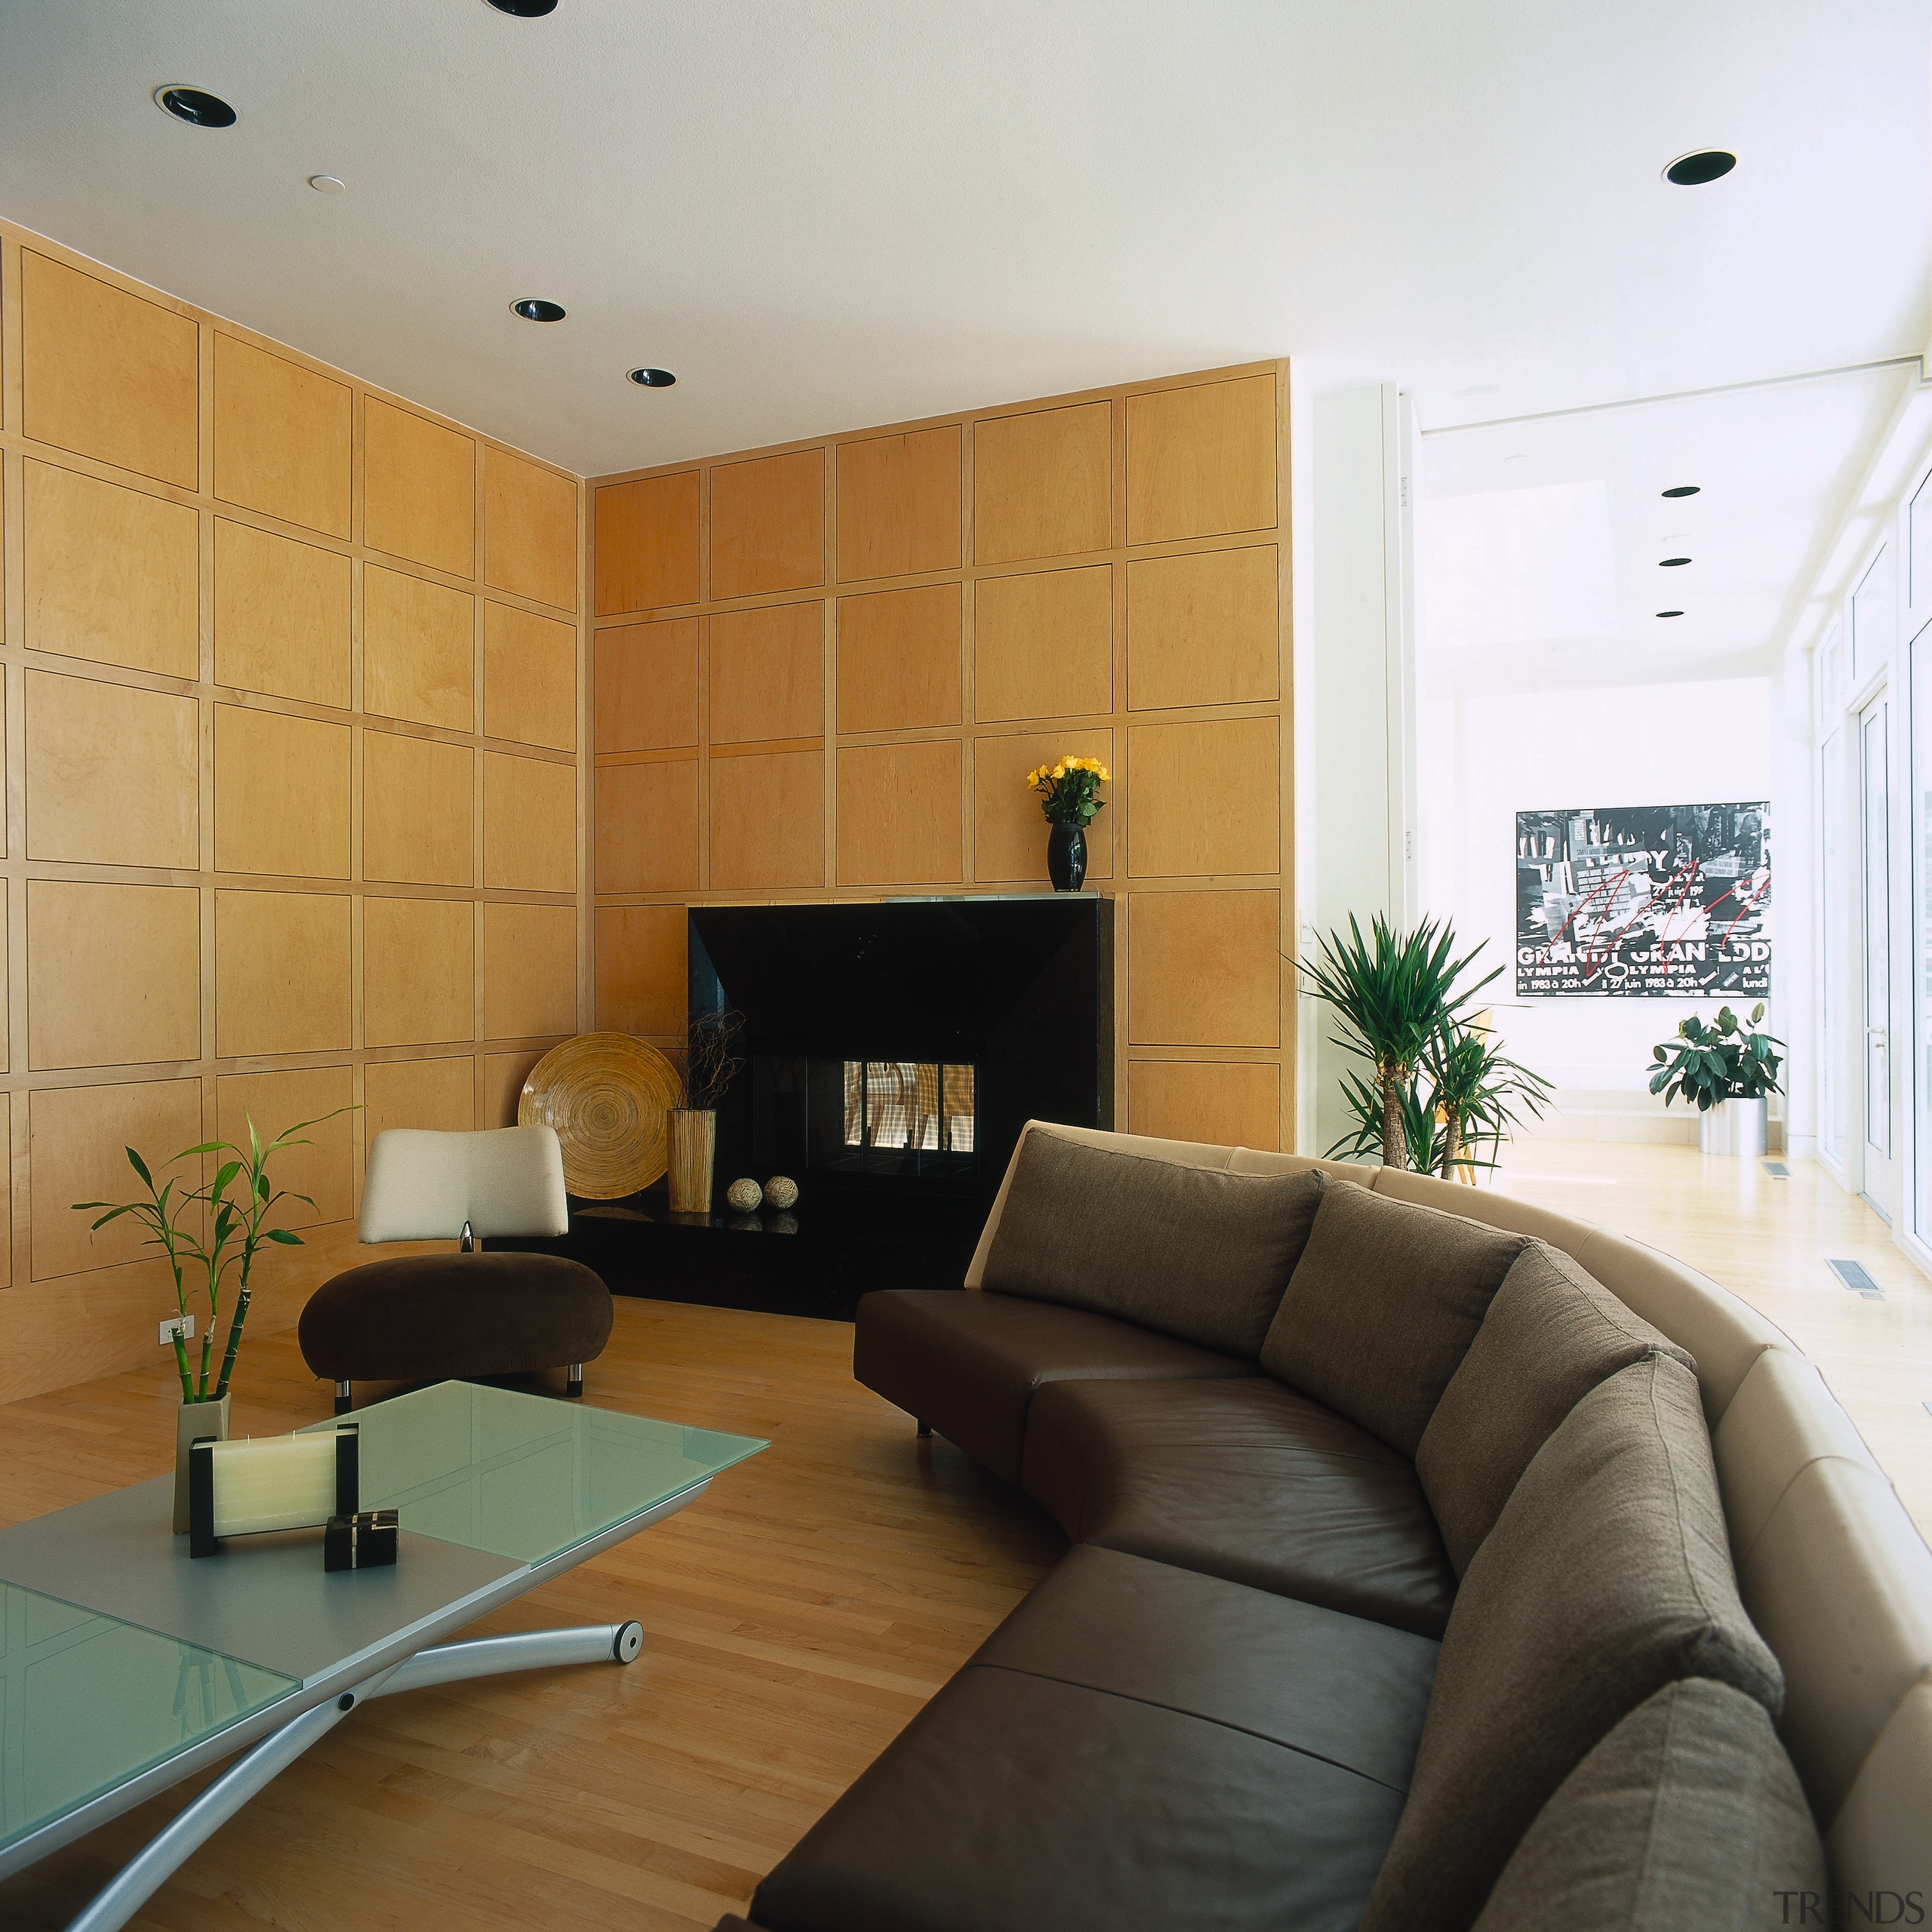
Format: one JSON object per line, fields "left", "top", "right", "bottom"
{"left": 1764, "top": 1161, "right": 1790, "bottom": 1177}
{"left": 1828, "top": 1259, "right": 1886, "bottom": 1300}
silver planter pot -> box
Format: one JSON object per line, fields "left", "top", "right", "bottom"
{"left": 1699, "top": 1096, "right": 1768, "bottom": 1157}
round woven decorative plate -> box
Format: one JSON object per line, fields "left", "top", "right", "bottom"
{"left": 517, "top": 1033, "right": 684, "bottom": 1199}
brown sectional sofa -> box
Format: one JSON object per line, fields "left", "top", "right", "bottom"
{"left": 716, "top": 1122, "right": 1932, "bottom": 1931}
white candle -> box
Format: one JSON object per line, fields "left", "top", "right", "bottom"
{"left": 207, "top": 1435, "right": 341, "bottom": 1537}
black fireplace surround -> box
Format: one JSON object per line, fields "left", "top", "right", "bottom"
{"left": 500, "top": 897, "right": 1115, "bottom": 1318}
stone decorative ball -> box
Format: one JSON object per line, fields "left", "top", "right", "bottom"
{"left": 764, "top": 1175, "right": 800, "bottom": 1210}
{"left": 725, "top": 1177, "right": 763, "bottom": 1213}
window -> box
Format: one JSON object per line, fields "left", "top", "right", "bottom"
{"left": 1853, "top": 546, "right": 1894, "bottom": 687}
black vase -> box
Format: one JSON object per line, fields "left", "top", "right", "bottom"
{"left": 1047, "top": 823, "right": 1088, "bottom": 892}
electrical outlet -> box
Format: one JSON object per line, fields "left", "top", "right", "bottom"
{"left": 160, "top": 1314, "right": 193, "bottom": 1346}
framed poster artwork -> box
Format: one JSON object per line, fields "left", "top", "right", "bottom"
{"left": 1515, "top": 802, "right": 1770, "bottom": 998}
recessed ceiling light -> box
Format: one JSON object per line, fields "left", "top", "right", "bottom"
{"left": 1664, "top": 149, "right": 1735, "bottom": 186}
{"left": 1660, "top": 557, "right": 1691, "bottom": 568}
{"left": 1662, "top": 485, "right": 1701, "bottom": 498}
{"left": 308, "top": 174, "right": 346, "bottom": 195}
{"left": 155, "top": 85, "right": 237, "bottom": 128}
{"left": 627, "top": 367, "right": 677, "bottom": 387}
{"left": 511, "top": 299, "right": 566, "bottom": 322}
{"left": 1657, "top": 610, "right": 1684, "bottom": 619}
{"left": 485, "top": 0, "right": 558, "bottom": 13}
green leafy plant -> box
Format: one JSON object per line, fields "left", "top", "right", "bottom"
{"left": 73, "top": 1110, "right": 352, "bottom": 1404}
{"left": 1648, "top": 1003, "right": 1783, "bottom": 1112}
{"left": 1025, "top": 755, "right": 1109, "bottom": 827}
{"left": 1296, "top": 915, "right": 1500, "bottom": 1167}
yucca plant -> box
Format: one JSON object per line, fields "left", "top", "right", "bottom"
{"left": 74, "top": 1110, "right": 349, "bottom": 1404}
{"left": 1423, "top": 1023, "right": 1555, "bottom": 1177}
{"left": 1297, "top": 915, "right": 1500, "bottom": 1167}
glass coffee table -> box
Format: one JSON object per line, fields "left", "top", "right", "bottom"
{"left": 0, "top": 1383, "right": 764, "bottom": 1932}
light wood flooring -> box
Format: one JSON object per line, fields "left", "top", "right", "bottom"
{"left": 0, "top": 1140, "right": 1925, "bottom": 1930}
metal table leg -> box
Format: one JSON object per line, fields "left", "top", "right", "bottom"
{"left": 65, "top": 1623, "right": 643, "bottom": 1932}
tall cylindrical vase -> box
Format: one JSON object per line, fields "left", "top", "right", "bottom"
{"left": 174, "top": 1392, "right": 230, "bottom": 1534}
{"left": 667, "top": 1108, "right": 718, "bottom": 1214}
{"left": 1047, "top": 823, "right": 1088, "bottom": 892}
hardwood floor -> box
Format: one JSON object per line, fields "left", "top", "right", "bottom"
{"left": 0, "top": 1302, "right": 1061, "bottom": 1931}
{"left": 1, "top": 1140, "right": 1926, "bottom": 1930}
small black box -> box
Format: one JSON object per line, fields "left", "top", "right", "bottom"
{"left": 323, "top": 1509, "right": 399, "bottom": 1571}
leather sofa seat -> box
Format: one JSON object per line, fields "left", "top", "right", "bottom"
{"left": 853, "top": 1287, "right": 1257, "bottom": 1484}
{"left": 746, "top": 1548, "right": 1435, "bottom": 1932}
{"left": 1023, "top": 1377, "right": 1457, "bottom": 1638}
{"left": 297, "top": 1251, "right": 613, "bottom": 1385}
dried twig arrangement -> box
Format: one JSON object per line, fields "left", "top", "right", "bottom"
{"left": 685, "top": 1009, "right": 746, "bottom": 1112}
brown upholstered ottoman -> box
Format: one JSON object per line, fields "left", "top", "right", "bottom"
{"left": 298, "top": 1251, "right": 613, "bottom": 1410}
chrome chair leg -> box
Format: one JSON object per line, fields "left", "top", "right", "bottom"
{"left": 566, "top": 1364, "right": 583, "bottom": 1398}
{"left": 334, "top": 1380, "right": 351, "bottom": 1415}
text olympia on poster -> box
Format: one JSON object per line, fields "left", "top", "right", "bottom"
{"left": 1515, "top": 802, "right": 1770, "bottom": 998}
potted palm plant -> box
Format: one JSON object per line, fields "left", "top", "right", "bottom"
{"left": 74, "top": 1110, "right": 344, "bottom": 1531}
{"left": 1295, "top": 914, "right": 1501, "bottom": 1168}
{"left": 1647, "top": 1003, "right": 1783, "bottom": 1155}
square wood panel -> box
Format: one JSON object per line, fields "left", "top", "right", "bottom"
{"left": 1127, "top": 1059, "right": 1280, "bottom": 1151}
{"left": 365, "top": 1057, "right": 475, "bottom": 1152}
{"left": 710, "top": 601, "right": 824, "bottom": 745}
{"left": 483, "top": 752, "right": 577, "bottom": 892}
{"left": 595, "top": 620, "right": 697, "bottom": 753}
{"left": 213, "top": 334, "right": 352, "bottom": 539}
{"left": 483, "top": 903, "right": 577, "bottom": 1040}
{"left": 973, "top": 565, "right": 1113, "bottom": 723}
{"left": 710, "top": 750, "right": 824, "bottom": 891}
{"left": 27, "top": 881, "right": 200, "bottom": 1070}
{"left": 1128, "top": 546, "right": 1278, "bottom": 710}
{"left": 973, "top": 728, "right": 1112, "bottom": 885}
{"left": 214, "top": 707, "right": 352, "bottom": 880}
{"left": 710, "top": 451, "right": 825, "bottom": 601}
{"left": 595, "top": 759, "right": 699, "bottom": 893}
{"left": 595, "top": 473, "right": 699, "bottom": 615}
{"left": 362, "top": 566, "right": 475, "bottom": 732}
{"left": 26, "top": 672, "right": 198, "bottom": 870}
{"left": 974, "top": 401, "right": 1112, "bottom": 567}
{"left": 481, "top": 1049, "right": 548, "bottom": 1129}
{"left": 29, "top": 1079, "right": 205, "bottom": 1280}
{"left": 484, "top": 447, "right": 578, "bottom": 612}
{"left": 835, "top": 740, "right": 963, "bottom": 887}
{"left": 484, "top": 602, "right": 576, "bottom": 752}
{"left": 214, "top": 520, "right": 352, "bottom": 709}
{"left": 595, "top": 904, "right": 687, "bottom": 1037}
{"left": 1126, "top": 374, "right": 1277, "bottom": 546}
{"left": 363, "top": 398, "right": 475, "bottom": 579}
{"left": 836, "top": 584, "right": 961, "bottom": 734}
{"left": 23, "top": 460, "right": 198, "bottom": 678}
{"left": 364, "top": 897, "right": 475, "bottom": 1047}
{"left": 1128, "top": 716, "right": 1279, "bottom": 878}
{"left": 214, "top": 890, "right": 352, "bottom": 1057}
{"left": 20, "top": 252, "right": 198, "bottom": 489}
{"left": 1128, "top": 889, "right": 1281, "bottom": 1047}
{"left": 836, "top": 426, "right": 961, "bottom": 582}
{"left": 363, "top": 733, "right": 474, "bottom": 887}
{"left": 216, "top": 1066, "right": 355, "bottom": 1228}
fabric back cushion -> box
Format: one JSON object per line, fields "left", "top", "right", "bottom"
{"left": 1472, "top": 1678, "right": 1823, "bottom": 1932}
{"left": 1259, "top": 1180, "right": 1528, "bottom": 1455}
{"left": 980, "top": 1131, "right": 1326, "bottom": 1359}
{"left": 1416, "top": 1240, "right": 1696, "bottom": 1574}
{"left": 1361, "top": 1352, "right": 1784, "bottom": 1932}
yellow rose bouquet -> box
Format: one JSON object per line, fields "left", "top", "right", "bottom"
{"left": 1025, "top": 755, "right": 1111, "bottom": 828}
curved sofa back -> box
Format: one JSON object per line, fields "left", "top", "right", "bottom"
{"left": 966, "top": 1122, "right": 1932, "bottom": 1906}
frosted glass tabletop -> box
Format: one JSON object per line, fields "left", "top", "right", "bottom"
{"left": 0, "top": 1582, "right": 296, "bottom": 1855}
{"left": 300, "top": 1381, "right": 767, "bottom": 1565}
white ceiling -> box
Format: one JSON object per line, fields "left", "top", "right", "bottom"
{"left": 0, "top": 0, "right": 1925, "bottom": 482}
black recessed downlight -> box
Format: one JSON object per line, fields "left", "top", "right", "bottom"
{"left": 485, "top": 0, "right": 558, "bottom": 13}
{"left": 1662, "top": 485, "right": 1701, "bottom": 498}
{"left": 1660, "top": 557, "right": 1691, "bottom": 568}
{"left": 627, "top": 367, "right": 677, "bottom": 387}
{"left": 155, "top": 85, "right": 237, "bottom": 128}
{"left": 511, "top": 299, "right": 566, "bottom": 322}
{"left": 1665, "top": 149, "right": 1736, "bottom": 186}
{"left": 1657, "top": 611, "right": 1684, "bottom": 619}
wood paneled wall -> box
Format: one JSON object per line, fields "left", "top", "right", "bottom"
{"left": 588, "top": 363, "right": 1293, "bottom": 1151}
{"left": 0, "top": 222, "right": 588, "bottom": 1402}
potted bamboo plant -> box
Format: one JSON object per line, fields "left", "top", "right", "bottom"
{"left": 74, "top": 1110, "right": 344, "bottom": 1531}
{"left": 1647, "top": 1002, "right": 1783, "bottom": 1155}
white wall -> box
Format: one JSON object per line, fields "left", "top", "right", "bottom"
{"left": 1417, "top": 677, "right": 1778, "bottom": 1111}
